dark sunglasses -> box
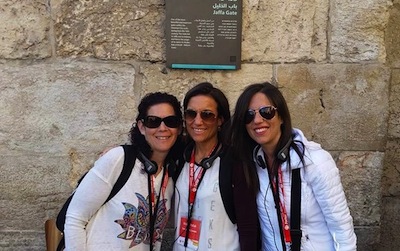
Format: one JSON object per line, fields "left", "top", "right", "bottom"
{"left": 184, "top": 109, "right": 217, "bottom": 123}
{"left": 142, "top": 115, "right": 181, "bottom": 128}
{"left": 245, "top": 106, "right": 277, "bottom": 124}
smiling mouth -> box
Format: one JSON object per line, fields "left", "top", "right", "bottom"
{"left": 254, "top": 127, "right": 268, "bottom": 133}
{"left": 156, "top": 136, "right": 170, "bottom": 140}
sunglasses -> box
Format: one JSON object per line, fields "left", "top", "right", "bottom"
{"left": 245, "top": 106, "right": 277, "bottom": 124}
{"left": 142, "top": 115, "right": 181, "bottom": 128}
{"left": 184, "top": 109, "right": 217, "bottom": 123}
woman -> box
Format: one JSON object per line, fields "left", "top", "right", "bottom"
{"left": 173, "top": 82, "right": 259, "bottom": 251}
{"left": 230, "top": 82, "right": 357, "bottom": 251}
{"left": 64, "top": 92, "right": 183, "bottom": 251}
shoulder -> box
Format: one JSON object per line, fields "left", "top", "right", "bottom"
{"left": 304, "top": 145, "right": 335, "bottom": 167}
{"left": 291, "top": 128, "right": 335, "bottom": 168}
{"left": 291, "top": 129, "right": 338, "bottom": 178}
{"left": 90, "top": 146, "right": 126, "bottom": 176}
{"left": 301, "top": 144, "right": 340, "bottom": 187}
{"left": 95, "top": 146, "right": 125, "bottom": 165}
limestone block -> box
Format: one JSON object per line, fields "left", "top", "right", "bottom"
{"left": 386, "top": 0, "right": 400, "bottom": 67}
{"left": 388, "top": 69, "right": 400, "bottom": 138}
{"left": 0, "top": 229, "right": 177, "bottom": 251}
{"left": 0, "top": 60, "right": 136, "bottom": 155}
{"left": 0, "top": 231, "right": 44, "bottom": 251}
{"left": 335, "top": 151, "right": 384, "bottom": 226}
{"left": 0, "top": 0, "right": 51, "bottom": 59}
{"left": 277, "top": 63, "right": 390, "bottom": 151}
{"left": 138, "top": 63, "right": 273, "bottom": 110}
{"left": 354, "top": 226, "right": 381, "bottom": 251}
{"left": 133, "top": 64, "right": 204, "bottom": 102}
{"left": 209, "top": 64, "right": 274, "bottom": 107}
{"left": 55, "top": 0, "right": 165, "bottom": 60}
{"left": 330, "top": 0, "right": 391, "bottom": 63}
{"left": 381, "top": 139, "right": 400, "bottom": 197}
{"left": 0, "top": 148, "right": 113, "bottom": 234}
{"left": 378, "top": 197, "right": 400, "bottom": 251}
{"left": 242, "top": 0, "right": 328, "bottom": 62}
{"left": 0, "top": 155, "right": 73, "bottom": 231}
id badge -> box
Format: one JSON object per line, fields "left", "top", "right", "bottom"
{"left": 177, "top": 216, "right": 202, "bottom": 250}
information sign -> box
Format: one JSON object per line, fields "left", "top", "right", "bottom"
{"left": 166, "top": 0, "right": 242, "bottom": 70}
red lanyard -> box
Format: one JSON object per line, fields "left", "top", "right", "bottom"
{"left": 150, "top": 168, "right": 169, "bottom": 214}
{"left": 188, "top": 144, "right": 217, "bottom": 205}
{"left": 271, "top": 168, "right": 292, "bottom": 244}
{"left": 148, "top": 166, "right": 169, "bottom": 251}
{"left": 189, "top": 152, "right": 205, "bottom": 205}
{"left": 184, "top": 145, "right": 216, "bottom": 248}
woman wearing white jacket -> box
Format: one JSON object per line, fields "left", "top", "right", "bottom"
{"left": 230, "top": 82, "right": 357, "bottom": 251}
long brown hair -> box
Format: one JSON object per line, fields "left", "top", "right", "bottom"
{"left": 230, "top": 82, "right": 304, "bottom": 192}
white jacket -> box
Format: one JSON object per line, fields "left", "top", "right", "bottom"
{"left": 255, "top": 129, "right": 357, "bottom": 251}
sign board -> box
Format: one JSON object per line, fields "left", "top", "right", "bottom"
{"left": 166, "top": 0, "right": 242, "bottom": 70}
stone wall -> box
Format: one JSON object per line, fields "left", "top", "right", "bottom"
{"left": 0, "top": 0, "right": 398, "bottom": 251}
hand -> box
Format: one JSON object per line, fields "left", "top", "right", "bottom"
{"left": 99, "top": 146, "right": 116, "bottom": 157}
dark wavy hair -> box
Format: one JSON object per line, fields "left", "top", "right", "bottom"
{"left": 129, "top": 92, "right": 184, "bottom": 161}
{"left": 183, "top": 82, "right": 231, "bottom": 145}
{"left": 230, "top": 82, "right": 304, "bottom": 192}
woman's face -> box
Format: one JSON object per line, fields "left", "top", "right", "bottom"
{"left": 138, "top": 103, "right": 181, "bottom": 155}
{"left": 185, "top": 95, "right": 222, "bottom": 146}
{"left": 245, "top": 92, "right": 282, "bottom": 152}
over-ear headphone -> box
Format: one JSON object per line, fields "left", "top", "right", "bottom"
{"left": 253, "top": 137, "right": 292, "bottom": 169}
{"left": 199, "top": 149, "right": 220, "bottom": 169}
{"left": 183, "top": 142, "right": 223, "bottom": 170}
{"left": 253, "top": 146, "right": 267, "bottom": 169}
{"left": 137, "top": 151, "right": 158, "bottom": 175}
{"left": 277, "top": 137, "right": 292, "bottom": 161}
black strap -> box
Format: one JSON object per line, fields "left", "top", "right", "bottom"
{"left": 178, "top": 143, "right": 236, "bottom": 224}
{"left": 290, "top": 168, "right": 302, "bottom": 251}
{"left": 56, "top": 237, "right": 64, "bottom": 251}
{"left": 218, "top": 147, "right": 236, "bottom": 224}
{"left": 58, "top": 145, "right": 136, "bottom": 250}
{"left": 106, "top": 145, "right": 137, "bottom": 202}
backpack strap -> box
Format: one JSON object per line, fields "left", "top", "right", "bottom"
{"left": 175, "top": 143, "right": 236, "bottom": 224}
{"left": 290, "top": 168, "right": 302, "bottom": 251}
{"left": 57, "top": 145, "right": 136, "bottom": 251}
{"left": 56, "top": 237, "right": 65, "bottom": 251}
{"left": 106, "top": 145, "right": 137, "bottom": 202}
{"left": 219, "top": 147, "right": 236, "bottom": 224}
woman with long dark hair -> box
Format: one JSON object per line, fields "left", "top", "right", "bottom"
{"left": 173, "top": 82, "right": 259, "bottom": 251}
{"left": 230, "top": 82, "right": 357, "bottom": 251}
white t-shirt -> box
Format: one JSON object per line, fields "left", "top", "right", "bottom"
{"left": 64, "top": 146, "right": 174, "bottom": 251}
{"left": 173, "top": 158, "right": 240, "bottom": 251}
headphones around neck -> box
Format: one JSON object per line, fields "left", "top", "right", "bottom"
{"left": 254, "top": 137, "right": 292, "bottom": 169}
{"left": 277, "top": 137, "right": 292, "bottom": 161}
{"left": 183, "top": 142, "right": 223, "bottom": 170}
{"left": 137, "top": 151, "right": 176, "bottom": 176}
{"left": 137, "top": 151, "right": 158, "bottom": 175}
